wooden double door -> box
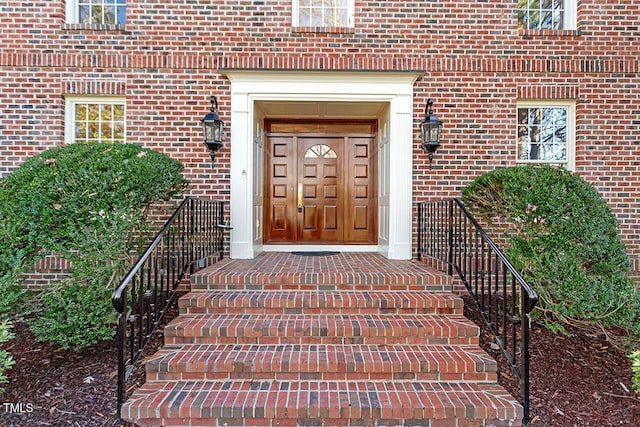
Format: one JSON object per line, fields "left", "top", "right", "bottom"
{"left": 265, "top": 130, "right": 377, "bottom": 244}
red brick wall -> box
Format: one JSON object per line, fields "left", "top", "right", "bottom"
{"left": 1, "top": 1, "right": 638, "bottom": 278}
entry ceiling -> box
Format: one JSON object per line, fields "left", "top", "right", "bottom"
{"left": 256, "top": 101, "right": 387, "bottom": 119}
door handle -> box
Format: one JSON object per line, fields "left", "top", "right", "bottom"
{"left": 297, "top": 182, "right": 303, "bottom": 213}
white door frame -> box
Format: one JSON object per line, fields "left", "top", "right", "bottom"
{"left": 222, "top": 71, "right": 420, "bottom": 260}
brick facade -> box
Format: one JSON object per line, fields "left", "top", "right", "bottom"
{"left": 1, "top": 1, "right": 638, "bottom": 278}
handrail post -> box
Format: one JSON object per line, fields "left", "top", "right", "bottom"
{"left": 115, "top": 291, "right": 127, "bottom": 416}
{"left": 447, "top": 199, "right": 454, "bottom": 276}
{"left": 417, "top": 203, "right": 423, "bottom": 261}
{"left": 522, "top": 295, "right": 532, "bottom": 425}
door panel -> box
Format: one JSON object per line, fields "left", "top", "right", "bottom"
{"left": 298, "top": 137, "right": 342, "bottom": 242}
{"left": 264, "top": 136, "right": 296, "bottom": 242}
{"left": 264, "top": 130, "right": 376, "bottom": 244}
{"left": 344, "top": 137, "right": 376, "bottom": 243}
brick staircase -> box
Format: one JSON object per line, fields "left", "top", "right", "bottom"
{"left": 121, "top": 253, "right": 523, "bottom": 426}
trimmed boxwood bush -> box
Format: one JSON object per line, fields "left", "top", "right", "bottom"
{"left": 0, "top": 142, "right": 188, "bottom": 349}
{"left": 461, "top": 165, "right": 639, "bottom": 342}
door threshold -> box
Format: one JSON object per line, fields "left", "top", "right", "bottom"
{"left": 262, "top": 244, "right": 378, "bottom": 253}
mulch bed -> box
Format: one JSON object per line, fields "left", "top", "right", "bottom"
{"left": 463, "top": 294, "right": 640, "bottom": 426}
{"left": 0, "top": 294, "right": 638, "bottom": 426}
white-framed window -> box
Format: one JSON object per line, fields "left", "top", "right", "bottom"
{"left": 516, "top": 101, "right": 576, "bottom": 170}
{"left": 65, "top": 97, "right": 126, "bottom": 144}
{"left": 517, "top": 0, "right": 576, "bottom": 31}
{"left": 292, "top": 0, "right": 354, "bottom": 27}
{"left": 66, "top": 0, "right": 126, "bottom": 25}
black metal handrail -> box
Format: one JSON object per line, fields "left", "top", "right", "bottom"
{"left": 112, "top": 196, "right": 228, "bottom": 416}
{"left": 417, "top": 198, "right": 538, "bottom": 425}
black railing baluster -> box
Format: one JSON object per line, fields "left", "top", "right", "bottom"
{"left": 480, "top": 238, "right": 486, "bottom": 313}
{"left": 447, "top": 200, "right": 453, "bottom": 276}
{"left": 501, "top": 266, "right": 508, "bottom": 356}
{"left": 511, "top": 275, "right": 518, "bottom": 367}
{"left": 416, "top": 198, "right": 538, "bottom": 426}
{"left": 493, "top": 255, "right": 500, "bottom": 332}
{"left": 522, "top": 294, "right": 533, "bottom": 423}
{"left": 112, "top": 197, "right": 228, "bottom": 416}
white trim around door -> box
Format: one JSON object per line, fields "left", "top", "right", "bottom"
{"left": 222, "top": 70, "right": 420, "bottom": 260}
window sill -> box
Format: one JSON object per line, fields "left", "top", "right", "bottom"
{"left": 291, "top": 26, "right": 354, "bottom": 35}
{"left": 519, "top": 29, "right": 581, "bottom": 38}
{"left": 62, "top": 23, "right": 126, "bottom": 32}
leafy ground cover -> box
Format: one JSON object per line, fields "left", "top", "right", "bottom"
{"left": 0, "top": 295, "right": 637, "bottom": 426}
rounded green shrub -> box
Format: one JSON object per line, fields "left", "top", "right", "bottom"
{"left": 27, "top": 283, "right": 114, "bottom": 351}
{"left": 462, "top": 165, "right": 639, "bottom": 340}
{"left": 0, "top": 142, "right": 188, "bottom": 348}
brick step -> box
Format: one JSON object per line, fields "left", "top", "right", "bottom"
{"left": 192, "top": 280, "right": 453, "bottom": 292}
{"left": 164, "top": 314, "right": 480, "bottom": 346}
{"left": 178, "top": 291, "right": 464, "bottom": 316}
{"left": 190, "top": 259, "right": 452, "bottom": 293}
{"left": 121, "top": 380, "right": 523, "bottom": 427}
{"left": 145, "top": 344, "right": 497, "bottom": 382}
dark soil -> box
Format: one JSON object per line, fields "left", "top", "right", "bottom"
{"left": 0, "top": 295, "right": 638, "bottom": 427}
{"left": 463, "top": 295, "right": 640, "bottom": 427}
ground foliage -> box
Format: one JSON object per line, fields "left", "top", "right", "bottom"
{"left": 0, "top": 142, "right": 188, "bottom": 349}
{"left": 461, "top": 165, "right": 640, "bottom": 343}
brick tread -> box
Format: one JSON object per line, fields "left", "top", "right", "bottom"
{"left": 193, "top": 254, "right": 451, "bottom": 288}
{"left": 164, "top": 314, "right": 479, "bottom": 346}
{"left": 191, "top": 255, "right": 453, "bottom": 292}
{"left": 145, "top": 344, "right": 497, "bottom": 382}
{"left": 121, "top": 380, "right": 523, "bottom": 425}
{"left": 179, "top": 291, "right": 463, "bottom": 315}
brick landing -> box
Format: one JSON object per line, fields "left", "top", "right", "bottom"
{"left": 191, "top": 252, "right": 453, "bottom": 291}
{"left": 122, "top": 252, "right": 523, "bottom": 426}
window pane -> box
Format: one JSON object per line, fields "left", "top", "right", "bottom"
{"left": 104, "top": 6, "right": 116, "bottom": 25}
{"left": 305, "top": 144, "right": 337, "bottom": 158}
{"left": 75, "top": 104, "right": 87, "bottom": 121}
{"left": 323, "top": 8, "right": 335, "bottom": 27}
{"left": 88, "top": 121, "right": 100, "bottom": 140}
{"left": 310, "top": 8, "right": 321, "bottom": 26}
{"left": 79, "top": 5, "right": 90, "bottom": 23}
{"left": 334, "top": 8, "right": 348, "bottom": 26}
{"left": 101, "top": 121, "right": 113, "bottom": 140}
{"left": 114, "top": 122, "right": 125, "bottom": 140}
{"left": 101, "top": 104, "right": 112, "bottom": 121}
{"left": 88, "top": 104, "right": 99, "bottom": 121}
{"left": 75, "top": 122, "right": 87, "bottom": 141}
{"left": 89, "top": 5, "right": 101, "bottom": 24}
{"left": 113, "top": 104, "right": 125, "bottom": 120}
{"left": 299, "top": 8, "right": 311, "bottom": 26}
{"left": 117, "top": 5, "right": 126, "bottom": 25}
{"left": 553, "top": 9, "right": 563, "bottom": 29}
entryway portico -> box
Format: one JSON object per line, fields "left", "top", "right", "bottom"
{"left": 223, "top": 70, "right": 421, "bottom": 260}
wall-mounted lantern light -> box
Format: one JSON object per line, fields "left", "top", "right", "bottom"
{"left": 420, "top": 98, "right": 443, "bottom": 169}
{"left": 201, "top": 95, "right": 224, "bottom": 166}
